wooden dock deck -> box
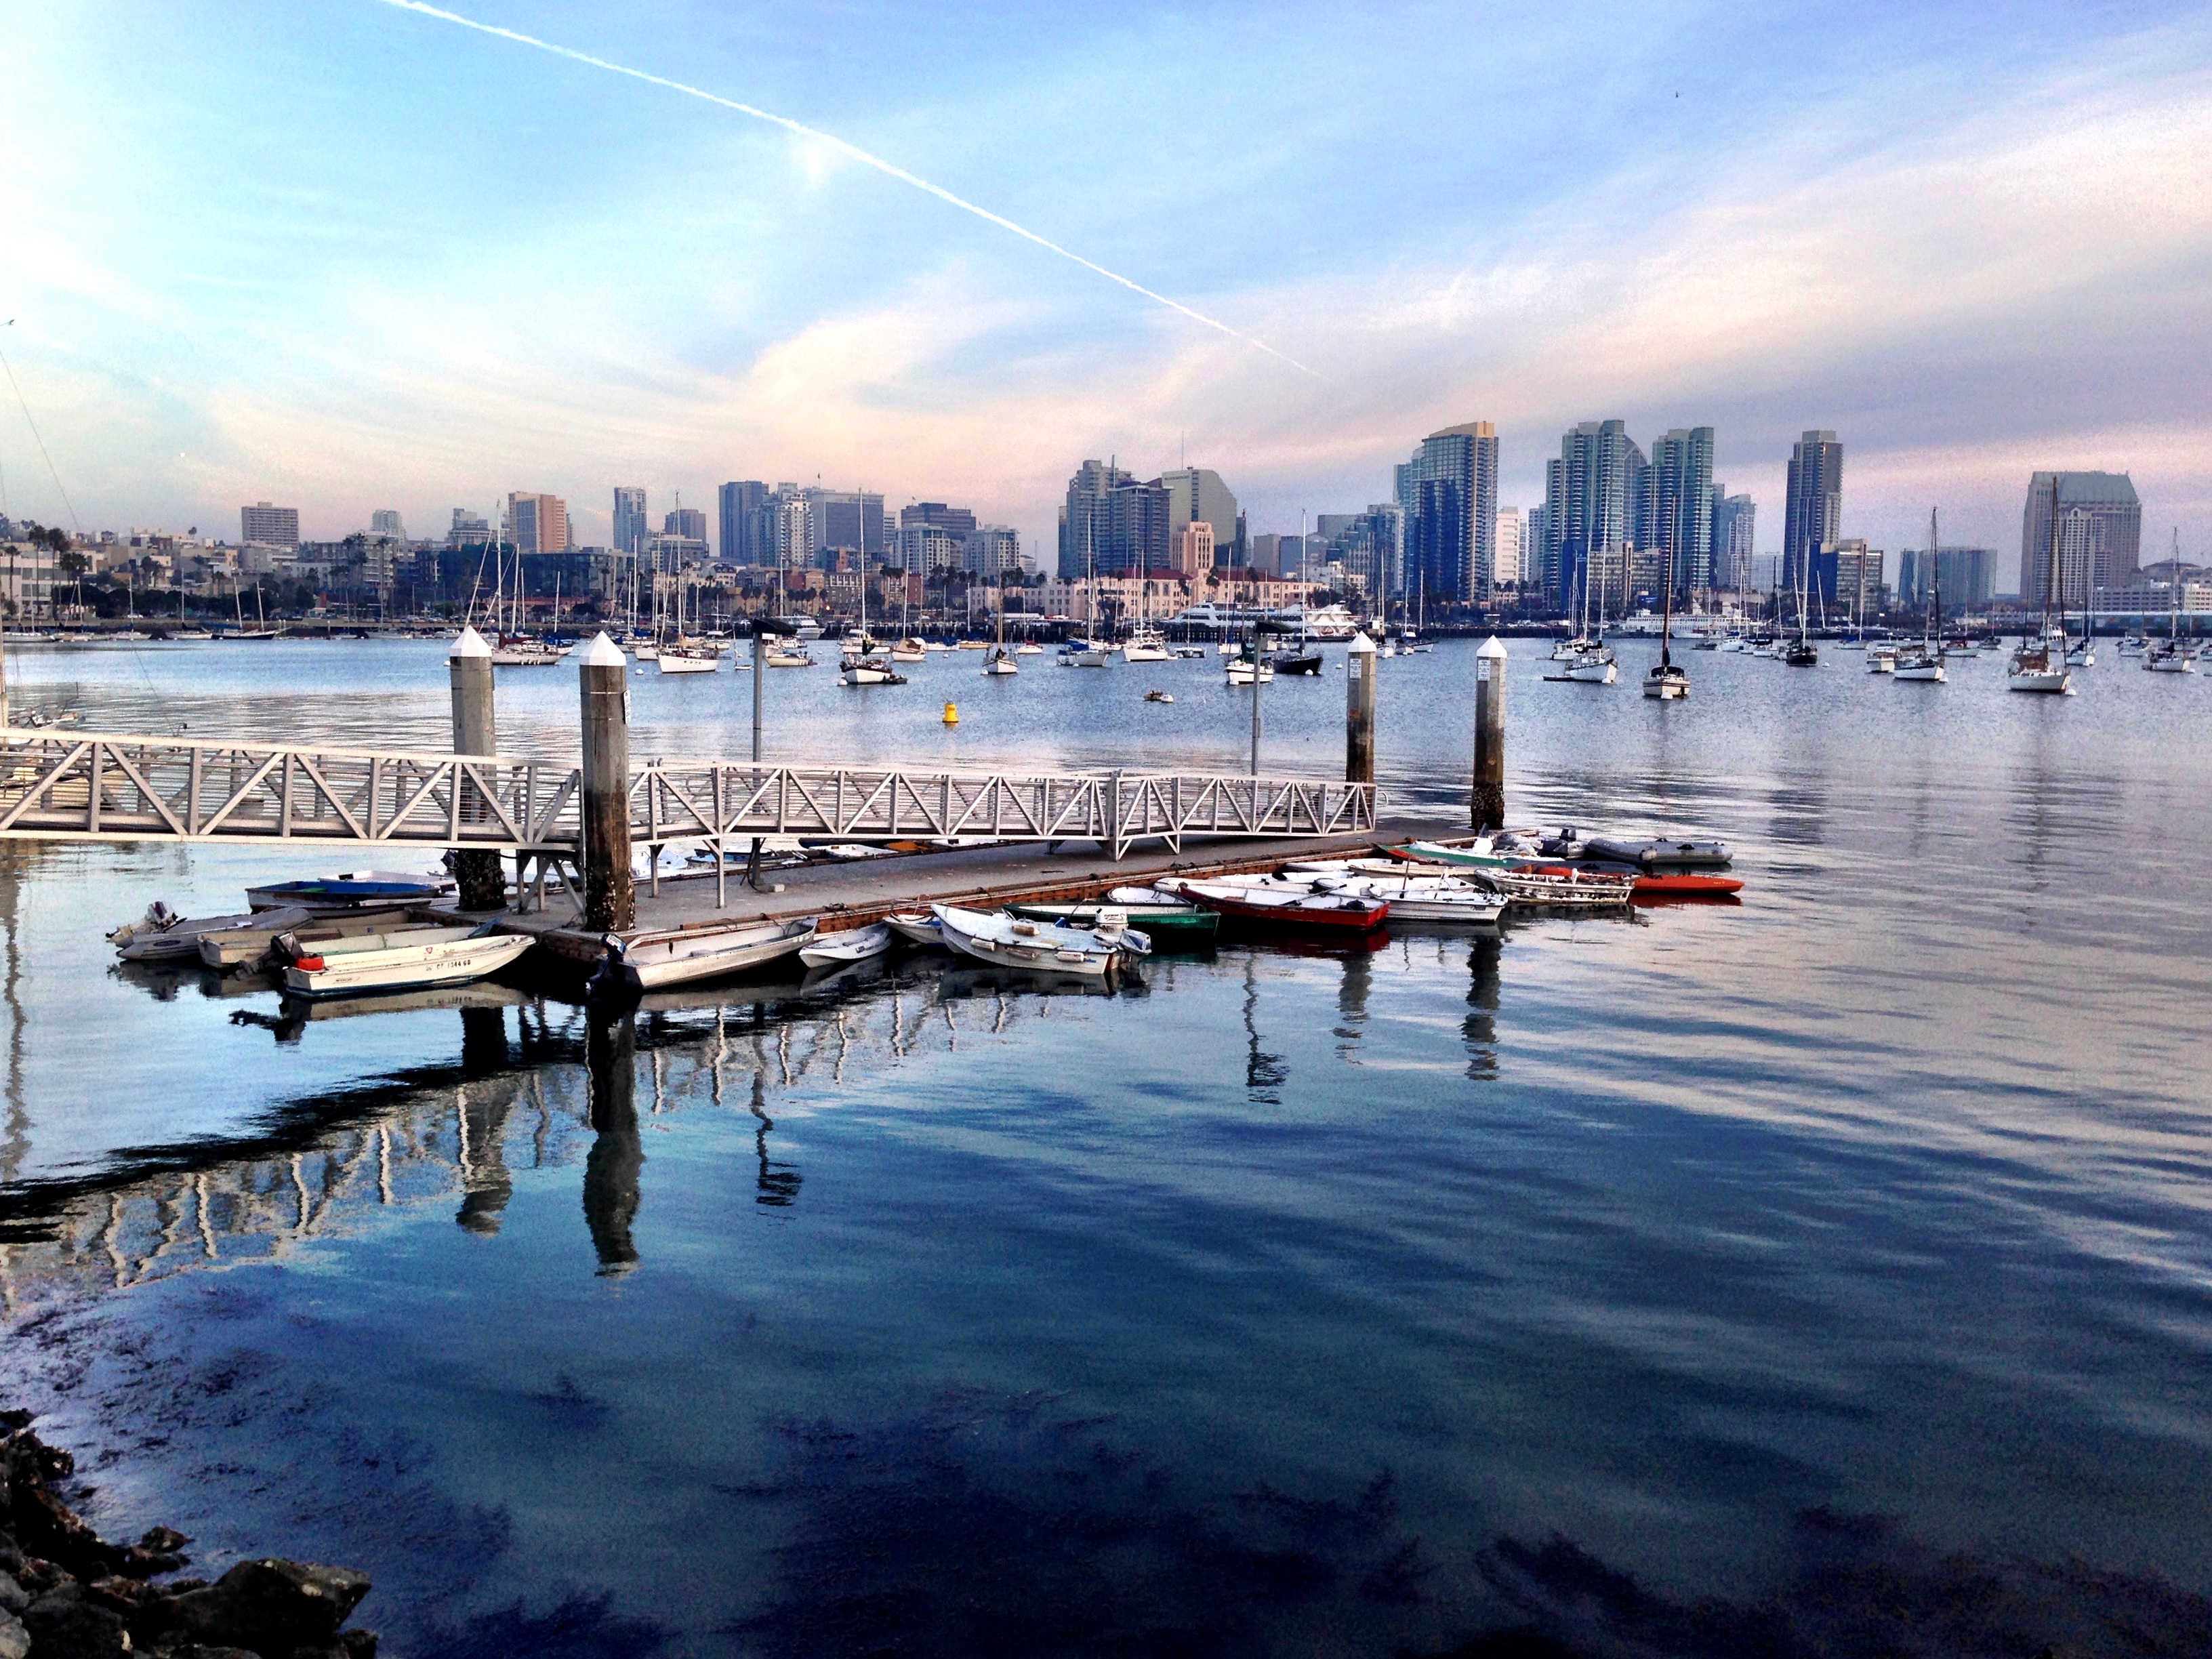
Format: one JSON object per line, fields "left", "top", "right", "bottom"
{"left": 487, "top": 813, "right": 1466, "bottom": 966}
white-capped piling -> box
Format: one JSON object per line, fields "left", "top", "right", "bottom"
{"left": 1473, "top": 635, "right": 1507, "bottom": 831}
{"left": 447, "top": 626, "right": 505, "bottom": 910}
{"left": 578, "top": 632, "right": 634, "bottom": 932}
{"left": 1345, "top": 630, "right": 1376, "bottom": 785}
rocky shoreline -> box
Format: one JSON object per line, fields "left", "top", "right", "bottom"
{"left": 0, "top": 1409, "right": 376, "bottom": 1659}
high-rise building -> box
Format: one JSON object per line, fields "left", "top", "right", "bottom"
{"left": 809, "top": 491, "right": 885, "bottom": 564}
{"left": 716, "top": 481, "right": 766, "bottom": 564}
{"left": 1156, "top": 469, "right": 1241, "bottom": 565}
{"left": 896, "top": 523, "right": 964, "bottom": 574}
{"left": 2020, "top": 472, "right": 2142, "bottom": 608}
{"left": 963, "top": 526, "right": 1022, "bottom": 576}
{"left": 1650, "top": 427, "right": 1715, "bottom": 594}
{"left": 1709, "top": 488, "right": 1755, "bottom": 592}
{"left": 663, "top": 504, "right": 707, "bottom": 546}
{"left": 775, "top": 495, "right": 813, "bottom": 569}
{"left": 1059, "top": 460, "right": 1134, "bottom": 577}
{"left": 1096, "top": 480, "right": 1172, "bottom": 575}
{"left": 1783, "top": 430, "right": 1843, "bottom": 598}
{"left": 1494, "top": 507, "right": 1524, "bottom": 588}
{"left": 1538, "top": 419, "right": 1631, "bottom": 605}
{"left": 1828, "top": 539, "right": 1884, "bottom": 615}
{"left": 240, "top": 501, "right": 299, "bottom": 547}
{"left": 901, "top": 501, "right": 979, "bottom": 537}
{"left": 369, "top": 508, "right": 406, "bottom": 539}
{"left": 613, "top": 487, "right": 649, "bottom": 556}
{"left": 1898, "top": 545, "right": 1994, "bottom": 609}
{"left": 508, "top": 493, "right": 570, "bottom": 556}
{"left": 447, "top": 508, "right": 490, "bottom": 550}
{"left": 1394, "top": 422, "right": 1497, "bottom": 602}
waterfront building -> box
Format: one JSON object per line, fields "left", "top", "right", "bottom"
{"left": 1828, "top": 539, "right": 1885, "bottom": 617}
{"left": 239, "top": 501, "right": 299, "bottom": 548}
{"left": 809, "top": 491, "right": 886, "bottom": 565}
{"left": 613, "top": 487, "right": 649, "bottom": 556}
{"left": 1651, "top": 427, "right": 1715, "bottom": 595}
{"left": 1710, "top": 489, "right": 1755, "bottom": 592}
{"left": 2021, "top": 472, "right": 2141, "bottom": 608}
{"left": 1783, "top": 430, "right": 1843, "bottom": 599}
{"left": 895, "top": 523, "right": 964, "bottom": 574}
{"left": 1394, "top": 421, "right": 1496, "bottom": 601}
{"left": 369, "top": 509, "right": 406, "bottom": 539}
{"left": 663, "top": 504, "right": 707, "bottom": 546}
{"left": 508, "top": 493, "right": 571, "bottom": 556}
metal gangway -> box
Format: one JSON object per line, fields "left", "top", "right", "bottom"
{"left": 0, "top": 729, "right": 1378, "bottom": 861}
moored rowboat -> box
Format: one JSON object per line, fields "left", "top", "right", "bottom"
{"left": 1167, "top": 881, "right": 1389, "bottom": 935}
{"left": 280, "top": 924, "right": 535, "bottom": 998}
{"left": 930, "top": 904, "right": 1146, "bottom": 979}
{"left": 603, "top": 916, "right": 817, "bottom": 991}
{"left": 798, "top": 922, "right": 895, "bottom": 968}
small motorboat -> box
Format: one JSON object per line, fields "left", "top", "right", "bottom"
{"left": 198, "top": 906, "right": 420, "bottom": 970}
{"left": 599, "top": 916, "right": 817, "bottom": 993}
{"left": 245, "top": 871, "right": 454, "bottom": 914}
{"left": 1166, "top": 880, "right": 1389, "bottom": 935}
{"left": 1144, "top": 689, "right": 1174, "bottom": 703}
{"left": 798, "top": 922, "right": 895, "bottom": 968}
{"left": 930, "top": 904, "right": 1146, "bottom": 979}
{"left": 886, "top": 912, "right": 947, "bottom": 947}
{"left": 890, "top": 637, "right": 929, "bottom": 663}
{"left": 1008, "top": 895, "right": 1220, "bottom": 942}
{"left": 110, "top": 902, "right": 314, "bottom": 963}
{"left": 1224, "top": 659, "right": 1274, "bottom": 686}
{"left": 279, "top": 923, "right": 534, "bottom": 999}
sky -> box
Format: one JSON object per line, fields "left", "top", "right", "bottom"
{"left": 3, "top": 0, "right": 2211, "bottom": 578}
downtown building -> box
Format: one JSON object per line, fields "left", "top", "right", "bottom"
{"left": 1058, "top": 461, "right": 1237, "bottom": 578}
{"left": 1782, "top": 430, "right": 1843, "bottom": 600}
{"left": 1394, "top": 422, "right": 1498, "bottom": 603}
{"left": 613, "top": 487, "right": 650, "bottom": 556}
{"left": 2020, "top": 472, "right": 2141, "bottom": 608}
{"left": 507, "top": 492, "right": 571, "bottom": 556}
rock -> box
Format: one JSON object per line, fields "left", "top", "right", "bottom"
{"left": 170, "top": 1559, "right": 371, "bottom": 1651}
{"left": 0, "top": 1534, "right": 22, "bottom": 1574}
{"left": 148, "top": 1647, "right": 258, "bottom": 1659}
{"left": 119, "top": 1545, "right": 190, "bottom": 1580}
{"left": 87, "top": 1574, "right": 180, "bottom": 1642}
{"left": 0, "top": 1572, "right": 24, "bottom": 1615}
{"left": 0, "top": 1609, "right": 26, "bottom": 1659}
{"left": 138, "top": 1530, "right": 191, "bottom": 1556}
{"left": 23, "top": 1587, "right": 133, "bottom": 1656}
{"left": 285, "top": 1634, "right": 379, "bottom": 1659}
{"left": 18, "top": 1557, "right": 70, "bottom": 1596}
{"left": 9, "top": 1480, "right": 123, "bottom": 1577}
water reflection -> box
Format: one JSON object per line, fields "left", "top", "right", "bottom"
{"left": 1463, "top": 933, "right": 1501, "bottom": 1081}
{"left": 582, "top": 1009, "right": 641, "bottom": 1273}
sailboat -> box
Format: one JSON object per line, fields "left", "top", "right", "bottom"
{"left": 1782, "top": 550, "right": 1818, "bottom": 665}
{"left": 1893, "top": 510, "right": 1947, "bottom": 682}
{"left": 839, "top": 548, "right": 905, "bottom": 685}
{"left": 983, "top": 579, "right": 1019, "bottom": 674}
{"left": 1643, "top": 541, "right": 1689, "bottom": 699}
{"left": 1551, "top": 553, "right": 1617, "bottom": 682}
{"left": 657, "top": 579, "right": 721, "bottom": 673}
{"left": 2009, "top": 483, "right": 2074, "bottom": 693}
{"left": 2144, "top": 529, "right": 2195, "bottom": 674}
{"left": 226, "top": 575, "right": 278, "bottom": 640}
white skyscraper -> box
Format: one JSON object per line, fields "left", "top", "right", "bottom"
{"left": 1494, "top": 506, "right": 1525, "bottom": 587}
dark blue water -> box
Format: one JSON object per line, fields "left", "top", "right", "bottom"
{"left": 1, "top": 638, "right": 2207, "bottom": 1656}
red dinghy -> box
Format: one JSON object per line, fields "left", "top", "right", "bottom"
{"left": 1174, "top": 882, "right": 1390, "bottom": 935}
{"left": 1627, "top": 871, "right": 1744, "bottom": 901}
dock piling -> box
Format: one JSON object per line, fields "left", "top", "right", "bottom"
{"left": 579, "top": 632, "right": 635, "bottom": 932}
{"left": 1345, "top": 630, "right": 1376, "bottom": 785}
{"left": 1473, "top": 636, "right": 1507, "bottom": 831}
{"left": 447, "top": 626, "right": 505, "bottom": 910}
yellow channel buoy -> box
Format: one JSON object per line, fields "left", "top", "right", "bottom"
{"left": 942, "top": 701, "right": 960, "bottom": 724}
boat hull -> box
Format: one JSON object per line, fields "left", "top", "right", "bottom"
{"left": 282, "top": 930, "right": 534, "bottom": 998}
{"left": 615, "top": 919, "right": 817, "bottom": 991}
{"left": 1007, "top": 902, "right": 1219, "bottom": 940}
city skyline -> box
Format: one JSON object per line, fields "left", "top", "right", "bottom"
{"left": 3, "top": 5, "right": 2209, "bottom": 564}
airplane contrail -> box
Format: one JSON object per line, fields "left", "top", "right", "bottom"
{"left": 370, "top": 0, "right": 1323, "bottom": 380}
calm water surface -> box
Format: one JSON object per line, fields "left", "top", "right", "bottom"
{"left": 0, "top": 638, "right": 2207, "bottom": 1656}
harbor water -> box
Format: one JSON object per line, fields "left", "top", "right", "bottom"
{"left": 1, "top": 637, "right": 2208, "bottom": 1656}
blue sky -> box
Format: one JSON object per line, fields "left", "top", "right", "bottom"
{"left": 4, "top": 1, "right": 2210, "bottom": 575}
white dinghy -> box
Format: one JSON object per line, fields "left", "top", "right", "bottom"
{"left": 603, "top": 916, "right": 817, "bottom": 992}
{"left": 798, "top": 922, "right": 896, "bottom": 968}
{"left": 930, "top": 904, "right": 1147, "bottom": 979}
{"left": 201, "top": 907, "right": 423, "bottom": 970}
{"left": 110, "top": 903, "right": 314, "bottom": 964}
{"left": 280, "top": 924, "right": 535, "bottom": 999}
